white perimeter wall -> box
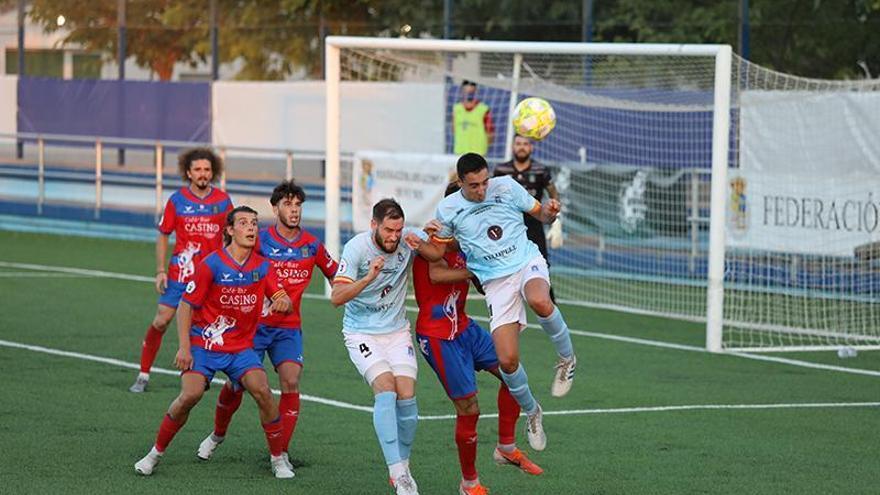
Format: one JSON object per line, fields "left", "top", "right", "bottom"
{"left": 212, "top": 81, "right": 446, "bottom": 154}
{"left": 0, "top": 76, "right": 16, "bottom": 136}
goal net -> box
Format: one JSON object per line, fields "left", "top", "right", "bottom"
{"left": 324, "top": 37, "right": 880, "bottom": 352}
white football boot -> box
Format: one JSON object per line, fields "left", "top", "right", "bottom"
{"left": 551, "top": 354, "right": 577, "bottom": 397}
{"left": 270, "top": 454, "right": 295, "bottom": 479}
{"left": 134, "top": 446, "right": 163, "bottom": 476}
{"left": 197, "top": 433, "right": 224, "bottom": 460}
{"left": 525, "top": 404, "right": 547, "bottom": 451}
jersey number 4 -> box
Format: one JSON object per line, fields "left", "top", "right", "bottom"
{"left": 359, "top": 343, "right": 372, "bottom": 358}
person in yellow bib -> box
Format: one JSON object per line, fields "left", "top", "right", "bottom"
{"left": 453, "top": 80, "right": 495, "bottom": 156}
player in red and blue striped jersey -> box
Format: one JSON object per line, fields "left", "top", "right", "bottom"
{"left": 415, "top": 183, "right": 542, "bottom": 495}
{"left": 196, "top": 181, "right": 338, "bottom": 473}
{"left": 134, "top": 206, "right": 296, "bottom": 479}
{"left": 130, "top": 148, "right": 233, "bottom": 393}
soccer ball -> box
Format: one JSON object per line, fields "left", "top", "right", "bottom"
{"left": 512, "top": 97, "right": 556, "bottom": 141}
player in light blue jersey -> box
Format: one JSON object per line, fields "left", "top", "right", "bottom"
{"left": 432, "top": 153, "right": 577, "bottom": 453}
{"left": 331, "top": 198, "right": 444, "bottom": 495}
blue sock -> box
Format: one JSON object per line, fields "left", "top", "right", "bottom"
{"left": 373, "top": 391, "right": 401, "bottom": 465}
{"left": 537, "top": 307, "right": 574, "bottom": 358}
{"left": 500, "top": 365, "right": 537, "bottom": 415}
{"left": 396, "top": 397, "right": 418, "bottom": 462}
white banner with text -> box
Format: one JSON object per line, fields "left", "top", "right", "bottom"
{"left": 352, "top": 151, "right": 456, "bottom": 232}
{"left": 727, "top": 91, "right": 880, "bottom": 256}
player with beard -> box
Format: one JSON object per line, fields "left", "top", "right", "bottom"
{"left": 196, "top": 180, "right": 338, "bottom": 476}
{"left": 130, "top": 148, "right": 233, "bottom": 393}
{"left": 330, "top": 199, "right": 444, "bottom": 495}
{"left": 134, "top": 206, "right": 295, "bottom": 478}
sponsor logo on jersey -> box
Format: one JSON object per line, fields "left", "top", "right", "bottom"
{"left": 484, "top": 244, "right": 517, "bottom": 261}
{"left": 185, "top": 281, "right": 196, "bottom": 293}
{"left": 202, "top": 315, "right": 236, "bottom": 350}
{"left": 177, "top": 242, "right": 201, "bottom": 282}
{"left": 380, "top": 285, "right": 393, "bottom": 298}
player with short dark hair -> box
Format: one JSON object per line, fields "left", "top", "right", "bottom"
{"left": 432, "top": 152, "right": 577, "bottom": 453}
{"left": 196, "top": 180, "right": 339, "bottom": 475}
{"left": 330, "top": 198, "right": 444, "bottom": 495}
{"left": 130, "top": 147, "right": 233, "bottom": 393}
{"left": 134, "top": 206, "right": 296, "bottom": 478}
{"left": 415, "top": 183, "right": 542, "bottom": 495}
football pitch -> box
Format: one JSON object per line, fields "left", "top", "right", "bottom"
{"left": 1, "top": 230, "right": 878, "bottom": 494}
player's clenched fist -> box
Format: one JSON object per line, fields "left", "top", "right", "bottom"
{"left": 422, "top": 219, "right": 443, "bottom": 237}
{"left": 403, "top": 232, "right": 424, "bottom": 250}
{"left": 368, "top": 256, "right": 385, "bottom": 280}
{"left": 268, "top": 294, "right": 293, "bottom": 314}
{"left": 543, "top": 198, "right": 561, "bottom": 220}
{"left": 174, "top": 347, "right": 193, "bottom": 371}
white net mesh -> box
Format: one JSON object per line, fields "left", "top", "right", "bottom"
{"left": 335, "top": 44, "right": 880, "bottom": 352}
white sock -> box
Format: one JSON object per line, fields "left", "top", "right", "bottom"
{"left": 210, "top": 433, "right": 224, "bottom": 443}
{"left": 497, "top": 443, "right": 516, "bottom": 453}
{"left": 138, "top": 372, "right": 150, "bottom": 381}
{"left": 462, "top": 477, "right": 480, "bottom": 488}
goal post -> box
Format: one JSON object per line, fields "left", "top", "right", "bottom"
{"left": 323, "top": 36, "right": 880, "bottom": 353}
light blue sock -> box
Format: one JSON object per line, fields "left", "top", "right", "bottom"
{"left": 500, "top": 365, "right": 538, "bottom": 415}
{"left": 537, "top": 307, "right": 574, "bottom": 358}
{"left": 373, "top": 391, "right": 401, "bottom": 465}
{"left": 396, "top": 397, "right": 418, "bottom": 462}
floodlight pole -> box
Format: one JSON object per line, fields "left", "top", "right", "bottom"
{"left": 117, "top": 0, "right": 127, "bottom": 166}
{"left": 16, "top": 0, "right": 25, "bottom": 159}
{"left": 210, "top": 0, "right": 219, "bottom": 81}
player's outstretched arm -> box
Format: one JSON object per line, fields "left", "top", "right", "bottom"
{"left": 175, "top": 301, "right": 194, "bottom": 370}
{"left": 428, "top": 258, "right": 475, "bottom": 285}
{"left": 330, "top": 256, "right": 384, "bottom": 307}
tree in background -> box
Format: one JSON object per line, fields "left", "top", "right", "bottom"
{"left": 15, "top": 0, "right": 880, "bottom": 80}
{"left": 27, "top": 0, "right": 207, "bottom": 81}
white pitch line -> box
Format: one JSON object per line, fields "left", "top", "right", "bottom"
{"left": 1, "top": 338, "right": 877, "bottom": 421}
{"left": 0, "top": 338, "right": 373, "bottom": 414}
{"left": 0, "top": 271, "right": 92, "bottom": 278}
{"left": 418, "top": 401, "right": 880, "bottom": 420}
{"left": 3, "top": 260, "right": 880, "bottom": 379}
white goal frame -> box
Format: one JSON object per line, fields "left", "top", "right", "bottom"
{"left": 324, "top": 36, "right": 733, "bottom": 353}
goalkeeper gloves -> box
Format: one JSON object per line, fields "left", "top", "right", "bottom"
{"left": 547, "top": 216, "right": 563, "bottom": 249}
